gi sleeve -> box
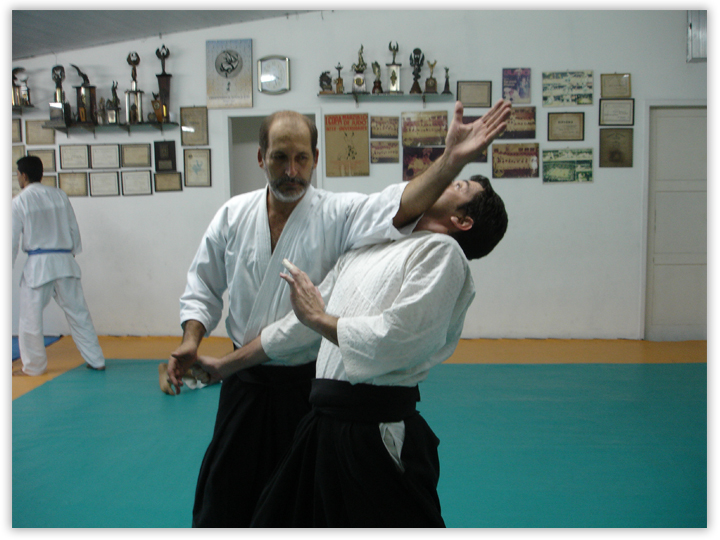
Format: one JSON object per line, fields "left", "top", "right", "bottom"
{"left": 336, "top": 238, "right": 475, "bottom": 384}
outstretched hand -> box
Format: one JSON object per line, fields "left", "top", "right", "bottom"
{"left": 279, "top": 259, "right": 326, "bottom": 328}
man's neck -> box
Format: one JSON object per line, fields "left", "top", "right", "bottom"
{"left": 266, "top": 190, "right": 306, "bottom": 252}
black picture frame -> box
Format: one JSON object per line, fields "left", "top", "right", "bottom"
{"left": 154, "top": 140, "right": 176, "bottom": 171}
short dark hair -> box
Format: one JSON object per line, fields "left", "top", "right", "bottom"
{"left": 17, "top": 155, "right": 44, "bottom": 182}
{"left": 451, "top": 175, "right": 508, "bottom": 260}
{"left": 259, "top": 111, "right": 318, "bottom": 159}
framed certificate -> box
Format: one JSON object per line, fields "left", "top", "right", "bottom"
{"left": 547, "top": 112, "right": 585, "bottom": 141}
{"left": 12, "top": 118, "right": 22, "bottom": 143}
{"left": 58, "top": 172, "right": 88, "bottom": 196}
{"left": 25, "top": 120, "right": 55, "bottom": 145}
{"left": 121, "top": 170, "right": 153, "bottom": 196}
{"left": 60, "top": 145, "right": 89, "bottom": 169}
{"left": 184, "top": 148, "right": 212, "bottom": 187}
{"left": 41, "top": 175, "right": 57, "bottom": 188}
{"left": 457, "top": 81, "right": 492, "bottom": 108}
{"left": 600, "top": 73, "right": 631, "bottom": 98}
{"left": 90, "top": 144, "right": 120, "bottom": 168}
{"left": 27, "top": 148, "right": 56, "bottom": 172}
{"left": 155, "top": 171, "right": 183, "bottom": 192}
{"left": 154, "top": 140, "right": 177, "bottom": 171}
{"left": 89, "top": 172, "right": 120, "bottom": 197}
{"left": 12, "top": 145, "right": 25, "bottom": 171}
{"left": 121, "top": 143, "right": 152, "bottom": 167}
{"left": 599, "top": 99, "right": 635, "bottom": 126}
{"left": 180, "top": 107, "right": 209, "bottom": 146}
{"left": 599, "top": 128, "right": 633, "bottom": 168}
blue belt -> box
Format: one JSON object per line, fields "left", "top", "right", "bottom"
{"left": 26, "top": 249, "right": 72, "bottom": 256}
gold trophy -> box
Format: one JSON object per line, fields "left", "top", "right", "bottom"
{"left": 386, "top": 42, "right": 402, "bottom": 94}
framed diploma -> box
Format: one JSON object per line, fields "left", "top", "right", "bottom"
{"left": 12, "top": 175, "right": 20, "bottom": 197}
{"left": 600, "top": 73, "right": 631, "bottom": 98}
{"left": 121, "top": 143, "right": 152, "bottom": 168}
{"left": 184, "top": 149, "right": 212, "bottom": 187}
{"left": 155, "top": 171, "right": 183, "bottom": 192}
{"left": 27, "top": 148, "right": 56, "bottom": 172}
{"left": 58, "top": 172, "right": 88, "bottom": 196}
{"left": 12, "top": 145, "right": 25, "bottom": 171}
{"left": 12, "top": 118, "right": 22, "bottom": 143}
{"left": 60, "top": 145, "right": 89, "bottom": 169}
{"left": 121, "top": 170, "right": 153, "bottom": 196}
{"left": 89, "top": 172, "right": 120, "bottom": 197}
{"left": 90, "top": 144, "right": 120, "bottom": 169}
{"left": 599, "top": 128, "right": 633, "bottom": 168}
{"left": 457, "top": 81, "right": 492, "bottom": 108}
{"left": 547, "top": 112, "right": 585, "bottom": 141}
{"left": 25, "top": 120, "right": 55, "bottom": 145}
{"left": 41, "top": 175, "right": 57, "bottom": 188}
{"left": 180, "top": 107, "right": 209, "bottom": 146}
{"left": 599, "top": 99, "right": 634, "bottom": 126}
{"left": 154, "top": 140, "right": 177, "bottom": 171}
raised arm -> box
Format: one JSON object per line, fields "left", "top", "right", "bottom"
{"left": 392, "top": 99, "right": 511, "bottom": 228}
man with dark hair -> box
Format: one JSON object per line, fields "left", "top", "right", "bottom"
{"left": 12, "top": 155, "right": 105, "bottom": 376}
{"left": 196, "top": 174, "right": 508, "bottom": 527}
{"left": 166, "top": 100, "right": 511, "bottom": 527}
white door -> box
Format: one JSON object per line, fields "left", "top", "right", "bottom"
{"left": 646, "top": 107, "right": 707, "bottom": 341}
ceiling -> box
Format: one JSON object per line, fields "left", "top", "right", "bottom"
{"left": 12, "top": 10, "right": 315, "bottom": 61}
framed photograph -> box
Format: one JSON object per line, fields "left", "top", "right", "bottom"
{"left": 547, "top": 112, "right": 585, "bottom": 141}
{"left": 89, "top": 172, "right": 120, "bottom": 197}
{"left": 180, "top": 107, "right": 209, "bottom": 146}
{"left": 457, "top": 81, "right": 492, "bottom": 108}
{"left": 12, "top": 145, "right": 25, "bottom": 170}
{"left": 543, "top": 149, "right": 593, "bottom": 183}
{"left": 600, "top": 128, "right": 633, "bottom": 168}
{"left": 12, "top": 118, "right": 22, "bottom": 143}
{"left": 492, "top": 143, "right": 540, "bottom": 178}
{"left": 498, "top": 106, "right": 536, "bottom": 140}
{"left": 599, "top": 99, "right": 635, "bottom": 126}
{"left": 90, "top": 144, "right": 120, "bottom": 168}
{"left": 60, "top": 145, "right": 89, "bottom": 169}
{"left": 401, "top": 111, "right": 448, "bottom": 147}
{"left": 58, "top": 172, "right": 88, "bottom": 196}
{"left": 154, "top": 140, "right": 177, "bottom": 171}
{"left": 155, "top": 171, "right": 183, "bottom": 192}
{"left": 502, "top": 68, "right": 531, "bottom": 103}
{"left": 121, "top": 143, "right": 152, "bottom": 168}
{"left": 600, "top": 73, "right": 631, "bottom": 98}
{"left": 206, "top": 38, "right": 253, "bottom": 109}
{"left": 27, "top": 148, "right": 56, "bottom": 172}
{"left": 371, "top": 141, "right": 400, "bottom": 164}
{"left": 542, "top": 70, "right": 594, "bottom": 107}
{"left": 121, "top": 170, "right": 153, "bottom": 196}
{"left": 370, "top": 116, "right": 399, "bottom": 139}
{"left": 25, "top": 120, "right": 55, "bottom": 145}
{"left": 184, "top": 149, "right": 212, "bottom": 187}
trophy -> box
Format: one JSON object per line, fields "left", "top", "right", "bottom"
{"left": 442, "top": 67, "right": 452, "bottom": 95}
{"left": 371, "top": 62, "right": 383, "bottom": 94}
{"left": 424, "top": 60, "right": 438, "bottom": 94}
{"left": 125, "top": 52, "right": 144, "bottom": 124}
{"left": 334, "top": 63, "right": 344, "bottom": 94}
{"left": 155, "top": 45, "right": 171, "bottom": 123}
{"left": 106, "top": 82, "right": 121, "bottom": 125}
{"left": 97, "top": 98, "right": 106, "bottom": 125}
{"left": 319, "top": 71, "right": 334, "bottom": 94}
{"left": 71, "top": 64, "right": 97, "bottom": 124}
{"left": 351, "top": 45, "right": 367, "bottom": 93}
{"left": 12, "top": 67, "right": 32, "bottom": 107}
{"left": 48, "top": 65, "right": 71, "bottom": 126}
{"left": 386, "top": 42, "right": 402, "bottom": 94}
{"left": 409, "top": 48, "right": 424, "bottom": 94}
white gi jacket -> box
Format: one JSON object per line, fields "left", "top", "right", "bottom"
{"left": 12, "top": 183, "right": 83, "bottom": 288}
{"left": 262, "top": 231, "right": 476, "bottom": 386}
{"left": 180, "top": 183, "right": 415, "bottom": 353}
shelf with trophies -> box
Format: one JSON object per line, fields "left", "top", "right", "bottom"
{"left": 12, "top": 67, "right": 35, "bottom": 114}
{"left": 318, "top": 44, "right": 453, "bottom": 108}
{"left": 39, "top": 48, "right": 177, "bottom": 137}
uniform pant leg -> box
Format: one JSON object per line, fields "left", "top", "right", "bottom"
{"left": 18, "top": 279, "right": 54, "bottom": 376}
{"left": 53, "top": 277, "right": 105, "bottom": 369}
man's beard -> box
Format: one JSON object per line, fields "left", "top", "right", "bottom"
{"left": 265, "top": 168, "right": 310, "bottom": 203}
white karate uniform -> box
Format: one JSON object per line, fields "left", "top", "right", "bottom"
{"left": 12, "top": 183, "right": 105, "bottom": 375}
{"left": 180, "top": 182, "right": 415, "bottom": 348}
{"left": 262, "top": 231, "right": 476, "bottom": 465}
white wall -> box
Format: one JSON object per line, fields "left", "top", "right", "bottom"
{"left": 10, "top": 10, "right": 707, "bottom": 339}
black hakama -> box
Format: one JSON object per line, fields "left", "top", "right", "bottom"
{"left": 192, "top": 361, "right": 315, "bottom": 527}
{"left": 250, "top": 379, "right": 445, "bottom": 528}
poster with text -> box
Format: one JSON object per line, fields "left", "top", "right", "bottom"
{"left": 325, "top": 113, "right": 370, "bottom": 177}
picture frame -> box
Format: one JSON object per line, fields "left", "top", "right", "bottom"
{"left": 599, "top": 128, "right": 633, "bottom": 168}
{"left": 184, "top": 148, "right": 212, "bottom": 187}
{"left": 542, "top": 70, "right": 594, "bottom": 107}
{"left": 41, "top": 175, "right": 57, "bottom": 188}
{"left": 547, "top": 112, "right": 585, "bottom": 141}
{"left": 60, "top": 145, "right": 89, "bottom": 169}
{"left": 457, "top": 81, "right": 492, "bottom": 108}
{"left": 180, "top": 107, "right": 209, "bottom": 146}
{"left": 90, "top": 144, "right": 120, "bottom": 169}
{"left": 58, "top": 172, "right": 88, "bottom": 196}
{"left": 154, "top": 171, "right": 183, "bottom": 192}
{"left": 12, "top": 118, "right": 22, "bottom": 143}
{"left": 600, "top": 73, "right": 632, "bottom": 98}
{"left": 599, "top": 99, "right": 635, "bottom": 126}
{"left": 154, "top": 140, "right": 177, "bottom": 171}
{"left": 89, "top": 172, "right": 120, "bottom": 197}
{"left": 121, "top": 170, "right": 153, "bottom": 196}
{"left": 25, "top": 120, "right": 55, "bottom": 145}
{"left": 27, "top": 148, "right": 56, "bottom": 172}
{"left": 121, "top": 143, "right": 152, "bottom": 168}
{"left": 206, "top": 38, "right": 253, "bottom": 109}
{"left": 12, "top": 145, "right": 25, "bottom": 171}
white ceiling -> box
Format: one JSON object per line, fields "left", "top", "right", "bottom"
{"left": 12, "top": 10, "right": 315, "bottom": 61}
